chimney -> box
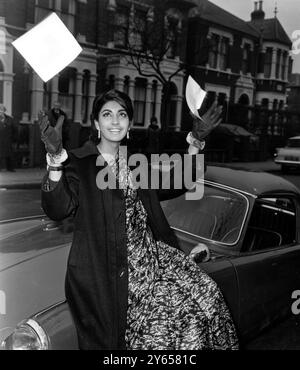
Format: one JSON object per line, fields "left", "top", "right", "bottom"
{"left": 251, "top": 0, "right": 265, "bottom": 21}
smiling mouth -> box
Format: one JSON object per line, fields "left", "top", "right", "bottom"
{"left": 109, "top": 129, "right": 122, "bottom": 133}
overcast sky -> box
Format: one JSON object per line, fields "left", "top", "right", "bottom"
{"left": 210, "top": 0, "right": 300, "bottom": 73}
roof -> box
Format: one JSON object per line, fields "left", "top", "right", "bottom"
{"left": 204, "top": 166, "right": 300, "bottom": 196}
{"left": 247, "top": 18, "right": 291, "bottom": 46}
{"left": 192, "top": 1, "right": 259, "bottom": 37}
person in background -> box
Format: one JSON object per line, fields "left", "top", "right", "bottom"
{"left": 0, "top": 104, "right": 15, "bottom": 172}
{"left": 146, "top": 116, "right": 161, "bottom": 158}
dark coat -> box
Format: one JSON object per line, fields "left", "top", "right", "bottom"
{"left": 41, "top": 141, "right": 203, "bottom": 350}
{"left": 0, "top": 114, "right": 14, "bottom": 158}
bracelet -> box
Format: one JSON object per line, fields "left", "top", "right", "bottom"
{"left": 186, "top": 132, "right": 206, "bottom": 150}
{"left": 47, "top": 165, "right": 64, "bottom": 171}
{"left": 46, "top": 148, "right": 68, "bottom": 166}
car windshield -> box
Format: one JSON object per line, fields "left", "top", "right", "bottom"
{"left": 161, "top": 184, "right": 248, "bottom": 245}
{"left": 287, "top": 139, "right": 300, "bottom": 147}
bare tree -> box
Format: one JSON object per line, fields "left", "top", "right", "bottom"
{"left": 123, "top": 0, "right": 208, "bottom": 129}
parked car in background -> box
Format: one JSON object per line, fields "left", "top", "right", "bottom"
{"left": 274, "top": 136, "right": 300, "bottom": 172}
{"left": 1, "top": 166, "right": 300, "bottom": 349}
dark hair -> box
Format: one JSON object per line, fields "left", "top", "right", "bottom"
{"left": 90, "top": 89, "right": 133, "bottom": 144}
{"left": 150, "top": 116, "right": 158, "bottom": 124}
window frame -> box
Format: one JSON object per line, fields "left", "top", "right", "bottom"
{"left": 264, "top": 47, "right": 272, "bottom": 78}
{"left": 208, "top": 34, "right": 219, "bottom": 69}
{"left": 242, "top": 194, "right": 299, "bottom": 253}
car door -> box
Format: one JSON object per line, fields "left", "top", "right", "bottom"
{"left": 231, "top": 195, "right": 300, "bottom": 340}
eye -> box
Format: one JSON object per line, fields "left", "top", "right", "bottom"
{"left": 120, "top": 111, "right": 128, "bottom": 118}
{"left": 102, "top": 111, "right": 111, "bottom": 118}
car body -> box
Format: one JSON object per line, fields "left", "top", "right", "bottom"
{"left": 274, "top": 136, "right": 300, "bottom": 172}
{"left": 1, "top": 166, "right": 300, "bottom": 349}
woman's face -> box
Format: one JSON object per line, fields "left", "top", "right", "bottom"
{"left": 95, "top": 100, "right": 130, "bottom": 144}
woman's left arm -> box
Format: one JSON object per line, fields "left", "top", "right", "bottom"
{"left": 157, "top": 102, "right": 222, "bottom": 201}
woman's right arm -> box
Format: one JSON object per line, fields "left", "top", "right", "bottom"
{"left": 41, "top": 154, "right": 79, "bottom": 221}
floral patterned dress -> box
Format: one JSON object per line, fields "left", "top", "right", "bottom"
{"left": 108, "top": 151, "right": 239, "bottom": 350}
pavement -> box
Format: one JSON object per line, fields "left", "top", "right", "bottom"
{"left": 0, "top": 160, "right": 280, "bottom": 189}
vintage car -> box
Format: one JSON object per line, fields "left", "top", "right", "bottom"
{"left": 274, "top": 136, "right": 300, "bottom": 172}
{"left": 1, "top": 166, "right": 300, "bottom": 350}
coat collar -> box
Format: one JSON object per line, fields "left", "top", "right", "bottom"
{"left": 70, "top": 141, "right": 99, "bottom": 158}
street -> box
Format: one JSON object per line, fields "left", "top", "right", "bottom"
{"left": 1, "top": 167, "right": 300, "bottom": 349}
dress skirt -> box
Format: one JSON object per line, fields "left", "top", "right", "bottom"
{"left": 124, "top": 186, "right": 239, "bottom": 350}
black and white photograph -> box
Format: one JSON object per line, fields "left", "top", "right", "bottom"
{"left": 1, "top": 0, "right": 300, "bottom": 353}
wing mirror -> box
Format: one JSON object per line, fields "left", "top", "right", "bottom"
{"left": 189, "top": 243, "right": 210, "bottom": 263}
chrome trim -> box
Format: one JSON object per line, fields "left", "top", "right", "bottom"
{"left": 172, "top": 181, "right": 251, "bottom": 247}
{"left": 275, "top": 160, "right": 300, "bottom": 165}
{"left": 5, "top": 318, "right": 51, "bottom": 350}
{"left": 23, "top": 319, "right": 49, "bottom": 350}
{"left": 33, "top": 300, "right": 66, "bottom": 317}
{"left": 0, "top": 214, "right": 45, "bottom": 225}
{"left": 198, "top": 179, "right": 257, "bottom": 199}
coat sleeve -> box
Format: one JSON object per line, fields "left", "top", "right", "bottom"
{"left": 41, "top": 154, "right": 79, "bottom": 221}
{"left": 156, "top": 150, "right": 206, "bottom": 202}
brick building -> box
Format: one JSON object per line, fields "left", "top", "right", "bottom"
{"left": 185, "top": 1, "right": 292, "bottom": 130}
{"left": 0, "top": 0, "right": 294, "bottom": 165}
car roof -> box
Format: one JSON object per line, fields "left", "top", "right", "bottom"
{"left": 204, "top": 166, "right": 300, "bottom": 196}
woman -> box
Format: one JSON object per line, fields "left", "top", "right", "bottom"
{"left": 40, "top": 89, "right": 238, "bottom": 350}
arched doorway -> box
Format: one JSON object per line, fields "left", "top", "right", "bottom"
{"left": 238, "top": 94, "right": 250, "bottom": 106}
{"left": 236, "top": 93, "right": 250, "bottom": 128}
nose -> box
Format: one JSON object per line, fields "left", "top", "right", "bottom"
{"left": 111, "top": 114, "right": 120, "bottom": 125}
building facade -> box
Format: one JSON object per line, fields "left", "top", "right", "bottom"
{"left": 0, "top": 0, "right": 294, "bottom": 165}
{"left": 185, "top": 0, "right": 292, "bottom": 136}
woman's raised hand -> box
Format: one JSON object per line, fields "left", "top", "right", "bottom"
{"left": 191, "top": 101, "right": 222, "bottom": 141}
{"left": 38, "top": 110, "right": 64, "bottom": 156}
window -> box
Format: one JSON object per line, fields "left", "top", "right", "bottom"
{"left": 261, "top": 98, "right": 269, "bottom": 109}
{"left": 43, "top": 82, "right": 51, "bottom": 110}
{"left": 123, "top": 76, "right": 129, "bottom": 95}
{"left": 242, "top": 44, "right": 251, "bottom": 75}
{"left": 61, "top": 0, "right": 69, "bottom": 13}
{"left": 36, "top": 0, "right": 53, "bottom": 8}
{"left": 275, "top": 49, "right": 281, "bottom": 79}
{"left": 0, "top": 81, "right": 3, "bottom": 104}
{"left": 0, "top": 59, "right": 3, "bottom": 104}
{"left": 35, "top": 0, "right": 53, "bottom": 22}
{"left": 151, "top": 81, "right": 157, "bottom": 117}
{"left": 161, "top": 185, "right": 248, "bottom": 245}
{"left": 208, "top": 34, "right": 219, "bottom": 69}
{"left": 129, "top": 10, "right": 146, "bottom": 51}
{"left": 58, "top": 75, "right": 69, "bottom": 94}
{"left": 264, "top": 48, "right": 272, "bottom": 78}
{"left": 114, "top": 7, "right": 129, "bottom": 48}
{"left": 82, "top": 71, "right": 90, "bottom": 123}
{"left": 243, "top": 197, "right": 296, "bottom": 251}
{"left": 219, "top": 37, "right": 229, "bottom": 71}
{"left": 134, "top": 78, "right": 146, "bottom": 126}
{"left": 281, "top": 51, "right": 287, "bottom": 80}
{"left": 60, "top": 0, "right": 75, "bottom": 31}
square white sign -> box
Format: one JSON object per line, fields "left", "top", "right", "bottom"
{"left": 12, "top": 12, "right": 82, "bottom": 82}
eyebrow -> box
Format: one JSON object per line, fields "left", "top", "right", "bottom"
{"left": 100, "top": 108, "right": 127, "bottom": 113}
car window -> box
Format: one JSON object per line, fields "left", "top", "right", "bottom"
{"left": 161, "top": 184, "right": 248, "bottom": 245}
{"left": 287, "top": 139, "right": 300, "bottom": 147}
{"left": 243, "top": 197, "right": 297, "bottom": 252}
